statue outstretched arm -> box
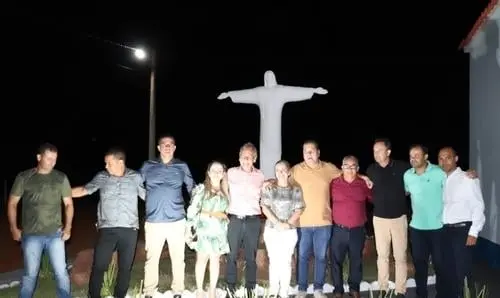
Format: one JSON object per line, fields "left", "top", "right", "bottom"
{"left": 217, "top": 88, "right": 260, "bottom": 104}
{"left": 279, "top": 86, "right": 328, "bottom": 102}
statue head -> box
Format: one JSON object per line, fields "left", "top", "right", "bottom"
{"left": 264, "top": 70, "right": 277, "bottom": 87}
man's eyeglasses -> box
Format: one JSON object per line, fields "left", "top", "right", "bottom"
{"left": 342, "top": 164, "right": 358, "bottom": 170}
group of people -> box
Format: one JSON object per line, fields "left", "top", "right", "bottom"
{"left": 7, "top": 135, "right": 485, "bottom": 298}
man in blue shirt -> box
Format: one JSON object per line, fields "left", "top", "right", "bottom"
{"left": 404, "top": 144, "right": 446, "bottom": 298}
{"left": 141, "top": 134, "right": 194, "bottom": 298}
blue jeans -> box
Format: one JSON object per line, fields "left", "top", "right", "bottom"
{"left": 296, "top": 225, "right": 332, "bottom": 291}
{"left": 20, "top": 229, "right": 71, "bottom": 298}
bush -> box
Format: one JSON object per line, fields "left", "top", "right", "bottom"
{"left": 101, "top": 258, "right": 118, "bottom": 297}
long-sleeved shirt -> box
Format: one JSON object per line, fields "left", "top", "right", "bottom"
{"left": 140, "top": 158, "right": 194, "bottom": 223}
{"left": 443, "top": 167, "right": 486, "bottom": 237}
{"left": 226, "top": 167, "right": 265, "bottom": 216}
{"left": 330, "top": 176, "right": 372, "bottom": 228}
{"left": 85, "top": 169, "right": 145, "bottom": 229}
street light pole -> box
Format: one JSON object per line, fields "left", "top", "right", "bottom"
{"left": 87, "top": 35, "right": 156, "bottom": 160}
{"left": 148, "top": 49, "right": 156, "bottom": 160}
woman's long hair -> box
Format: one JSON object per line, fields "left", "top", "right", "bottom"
{"left": 202, "top": 161, "right": 229, "bottom": 199}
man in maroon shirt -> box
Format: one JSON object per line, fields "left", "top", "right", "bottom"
{"left": 330, "top": 155, "right": 372, "bottom": 298}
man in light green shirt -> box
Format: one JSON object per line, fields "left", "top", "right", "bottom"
{"left": 403, "top": 144, "right": 446, "bottom": 298}
{"left": 404, "top": 162, "right": 445, "bottom": 230}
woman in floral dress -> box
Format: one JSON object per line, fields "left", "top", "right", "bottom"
{"left": 186, "top": 161, "right": 230, "bottom": 298}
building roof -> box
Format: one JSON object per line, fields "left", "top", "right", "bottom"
{"left": 459, "top": 0, "right": 500, "bottom": 49}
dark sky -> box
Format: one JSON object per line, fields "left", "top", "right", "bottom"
{"left": 1, "top": 3, "right": 490, "bottom": 186}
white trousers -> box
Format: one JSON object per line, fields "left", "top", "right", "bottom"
{"left": 263, "top": 226, "right": 298, "bottom": 297}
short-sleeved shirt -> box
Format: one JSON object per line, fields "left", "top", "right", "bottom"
{"left": 261, "top": 185, "right": 305, "bottom": 228}
{"left": 10, "top": 168, "right": 72, "bottom": 235}
{"left": 227, "top": 167, "right": 265, "bottom": 216}
{"left": 366, "top": 159, "right": 410, "bottom": 218}
{"left": 291, "top": 161, "right": 341, "bottom": 227}
{"left": 403, "top": 163, "right": 445, "bottom": 230}
{"left": 84, "top": 169, "right": 145, "bottom": 229}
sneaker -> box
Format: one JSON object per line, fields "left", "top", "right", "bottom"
{"left": 313, "top": 290, "right": 327, "bottom": 298}
{"left": 173, "top": 294, "right": 182, "bottom": 298}
{"left": 296, "top": 291, "right": 307, "bottom": 298}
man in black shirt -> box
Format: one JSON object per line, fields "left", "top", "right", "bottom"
{"left": 366, "top": 139, "right": 410, "bottom": 298}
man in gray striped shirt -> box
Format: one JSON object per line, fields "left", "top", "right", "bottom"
{"left": 72, "top": 147, "right": 145, "bottom": 298}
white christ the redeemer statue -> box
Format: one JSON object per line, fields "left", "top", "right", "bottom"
{"left": 218, "top": 70, "right": 328, "bottom": 178}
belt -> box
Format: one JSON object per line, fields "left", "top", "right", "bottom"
{"left": 335, "top": 223, "right": 364, "bottom": 230}
{"left": 443, "top": 221, "right": 471, "bottom": 228}
{"left": 229, "top": 214, "right": 260, "bottom": 220}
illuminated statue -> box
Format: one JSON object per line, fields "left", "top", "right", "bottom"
{"left": 218, "top": 70, "right": 328, "bottom": 178}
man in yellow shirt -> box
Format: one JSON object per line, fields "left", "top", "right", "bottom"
{"left": 292, "top": 140, "right": 371, "bottom": 298}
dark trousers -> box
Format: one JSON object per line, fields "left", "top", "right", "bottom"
{"left": 226, "top": 215, "right": 261, "bottom": 289}
{"left": 330, "top": 225, "right": 365, "bottom": 294}
{"left": 88, "top": 227, "right": 138, "bottom": 298}
{"left": 443, "top": 222, "right": 475, "bottom": 298}
{"left": 410, "top": 227, "right": 446, "bottom": 298}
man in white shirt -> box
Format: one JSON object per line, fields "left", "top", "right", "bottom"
{"left": 438, "top": 147, "right": 485, "bottom": 298}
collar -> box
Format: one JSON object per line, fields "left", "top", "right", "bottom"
{"left": 340, "top": 174, "right": 363, "bottom": 184}
{"left": 410, "top": 161, "right": 434, "bottom": 174}
{"left": 105, "top": 168, "right": 131, "bottom": 178}
{"left": 238, "top": 166, "right": 257, "bottom": 173}
{"left": 152, "top": 157, "right": 177, "bottom": 165}
{"left": 376, "top": 159, "right": 394, "bottom": 168}
{"left": 447, "top": 166, "right": 463, "bottom": 178}
{"left": 300, "top": 160, "right": 324, "bottom": 170}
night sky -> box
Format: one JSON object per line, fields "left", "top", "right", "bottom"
{"left": 1, "top": 3, "right": 490, "bottom": 191}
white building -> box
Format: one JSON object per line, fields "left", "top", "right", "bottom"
{"left": 461, "top": 0, "right": 500, "bottom": 268}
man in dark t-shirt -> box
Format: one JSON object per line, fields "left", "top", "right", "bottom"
{"left": 366, "top": 139, "right": 410, "bottom": 298}
{"left": 7, "top": 143, "right": 73, "bottom": 298}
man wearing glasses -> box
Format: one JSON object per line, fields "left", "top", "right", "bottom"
{"left": 330, "top": 155, "right": 372, "bottom": 298}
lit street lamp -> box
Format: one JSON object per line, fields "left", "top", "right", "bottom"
{"left": 131, "top": 47, "right": 156, "bottom": 160}
{"left": 134, "top": 48, "right": 146, "bottom": 60}
{"left": 86, "top": 35, "right": 157, "bottom": 160}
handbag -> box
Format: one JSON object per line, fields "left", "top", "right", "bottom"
{"left": 185, "top": 191, "right": 204, "bottom": 247}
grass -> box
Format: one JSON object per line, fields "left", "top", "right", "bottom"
{"left": 0, "top": 245, "right": 463, "bottom": 298}
{"left": 0, "top": 249, "right": 197, "bottom": 298}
